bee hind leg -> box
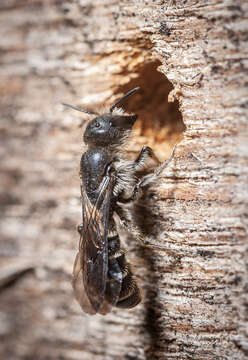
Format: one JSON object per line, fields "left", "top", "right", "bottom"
{"left": 115, "top": 205, "right": 147, "bottom": 246}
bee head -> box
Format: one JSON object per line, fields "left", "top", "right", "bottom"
{"left": 83, "top": 113, "right": 137, "bottom": 147}
{"left": 63, "top": 87, "right": 139, "bottom": 147}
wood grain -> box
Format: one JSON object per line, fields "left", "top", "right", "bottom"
{"left": 0, "top": 0, "right": 247, "bottom": 359}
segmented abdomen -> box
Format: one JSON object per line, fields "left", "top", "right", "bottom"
{"left": 107, "top": 230, "right": 141, "bottom": 308}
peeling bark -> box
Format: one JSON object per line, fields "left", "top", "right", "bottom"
{"left": 0, "top": 1, "right": 247, "bottom": 359}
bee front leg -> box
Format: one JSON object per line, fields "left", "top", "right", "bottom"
{"left": 134, "top": 144, "right": 177, "bottom": 190}
{"left": 134, "top": 146, "right": 159, "bottom": 170}
{"left": 119, "top": 145, "right": 177, "bottom": 204}
{"left": 117, "top": 146, "right": 158, "bottom": 204}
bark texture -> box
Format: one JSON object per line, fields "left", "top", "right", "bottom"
{"left": 0, "top": 1, "right": 247, "bottom": 359}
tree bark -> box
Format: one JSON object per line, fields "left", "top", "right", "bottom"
{"left": 0, "top": 1, "right": 247, "bottom": 359}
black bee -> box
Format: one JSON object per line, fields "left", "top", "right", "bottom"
{"left": 63, "top": 88, "right": 174, "bottom": 315}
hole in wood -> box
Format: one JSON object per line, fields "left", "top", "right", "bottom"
{"left": 112, "top": 60, "right": 185, "bottom": 161}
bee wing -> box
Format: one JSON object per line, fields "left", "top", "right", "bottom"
{"left": 72, "top": 251, "right": 97, "bottom": 314}
{"left": 73, "top": 171, "right": 115, "bottom": 314}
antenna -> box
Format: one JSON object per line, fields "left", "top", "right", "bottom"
{"left": 62, "top": 103, "right": 99, "bottom": 116}
{"left": 110, "top": 87, "right": 140, "bottom": 113}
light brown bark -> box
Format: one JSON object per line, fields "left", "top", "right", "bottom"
{"left": 0, "top": 1, "right": 247, "bottom": 359}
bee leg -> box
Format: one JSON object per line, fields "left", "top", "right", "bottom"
{"left": 118, "top": 145, "right": 177, "bottom": 204}
{"left": 134, "top": 144, "right": 177, "bottom": 190}
{"left": 119, "top": 145, "right": 177, "bottom": 204}
{"left": 153, "top": 144, "right": 177, "bottom": 177}
{"left": 77, "top": 223, "right": 83, "bottom": 235}
{"left": 134, "top": 146, "right": 159, "bottom": 170}
{"left": 115, "top": 205, "right": 147, "bottom": 245}
{"left": 116, "top": 146, "right": 161, "bottom": 204}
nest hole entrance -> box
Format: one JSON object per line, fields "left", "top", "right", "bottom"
{"left": 115, "top": 61, "right": 185, "bottom": 161}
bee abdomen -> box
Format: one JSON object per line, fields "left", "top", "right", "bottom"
{"left": 108, "top": 256, "right": 141, "bottom": 309}
{"left": 117, "top": 270, "right": 141, "bottom": 309}
{"left": 116, "top": 287, "right": 141, "bottom": 308}
{"left": 108, "top": 233, "right": 121, "bottom": 256}
{"left": 108, "top": 249, "right": 128, "bottom": 283}
{"left": 107, "top": 230, "right": 141, "bottom": 309}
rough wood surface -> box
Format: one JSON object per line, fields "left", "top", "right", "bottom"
{"left": 0, "top": 0, "right": 247, "bottom": 359}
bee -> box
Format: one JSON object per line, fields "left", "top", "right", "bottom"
{"left": 63, "top": 88, "right": 175, "bottom": 314}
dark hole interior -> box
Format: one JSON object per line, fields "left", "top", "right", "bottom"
{"left": 112, "top": 60, "right": 185, "bottom": 161}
